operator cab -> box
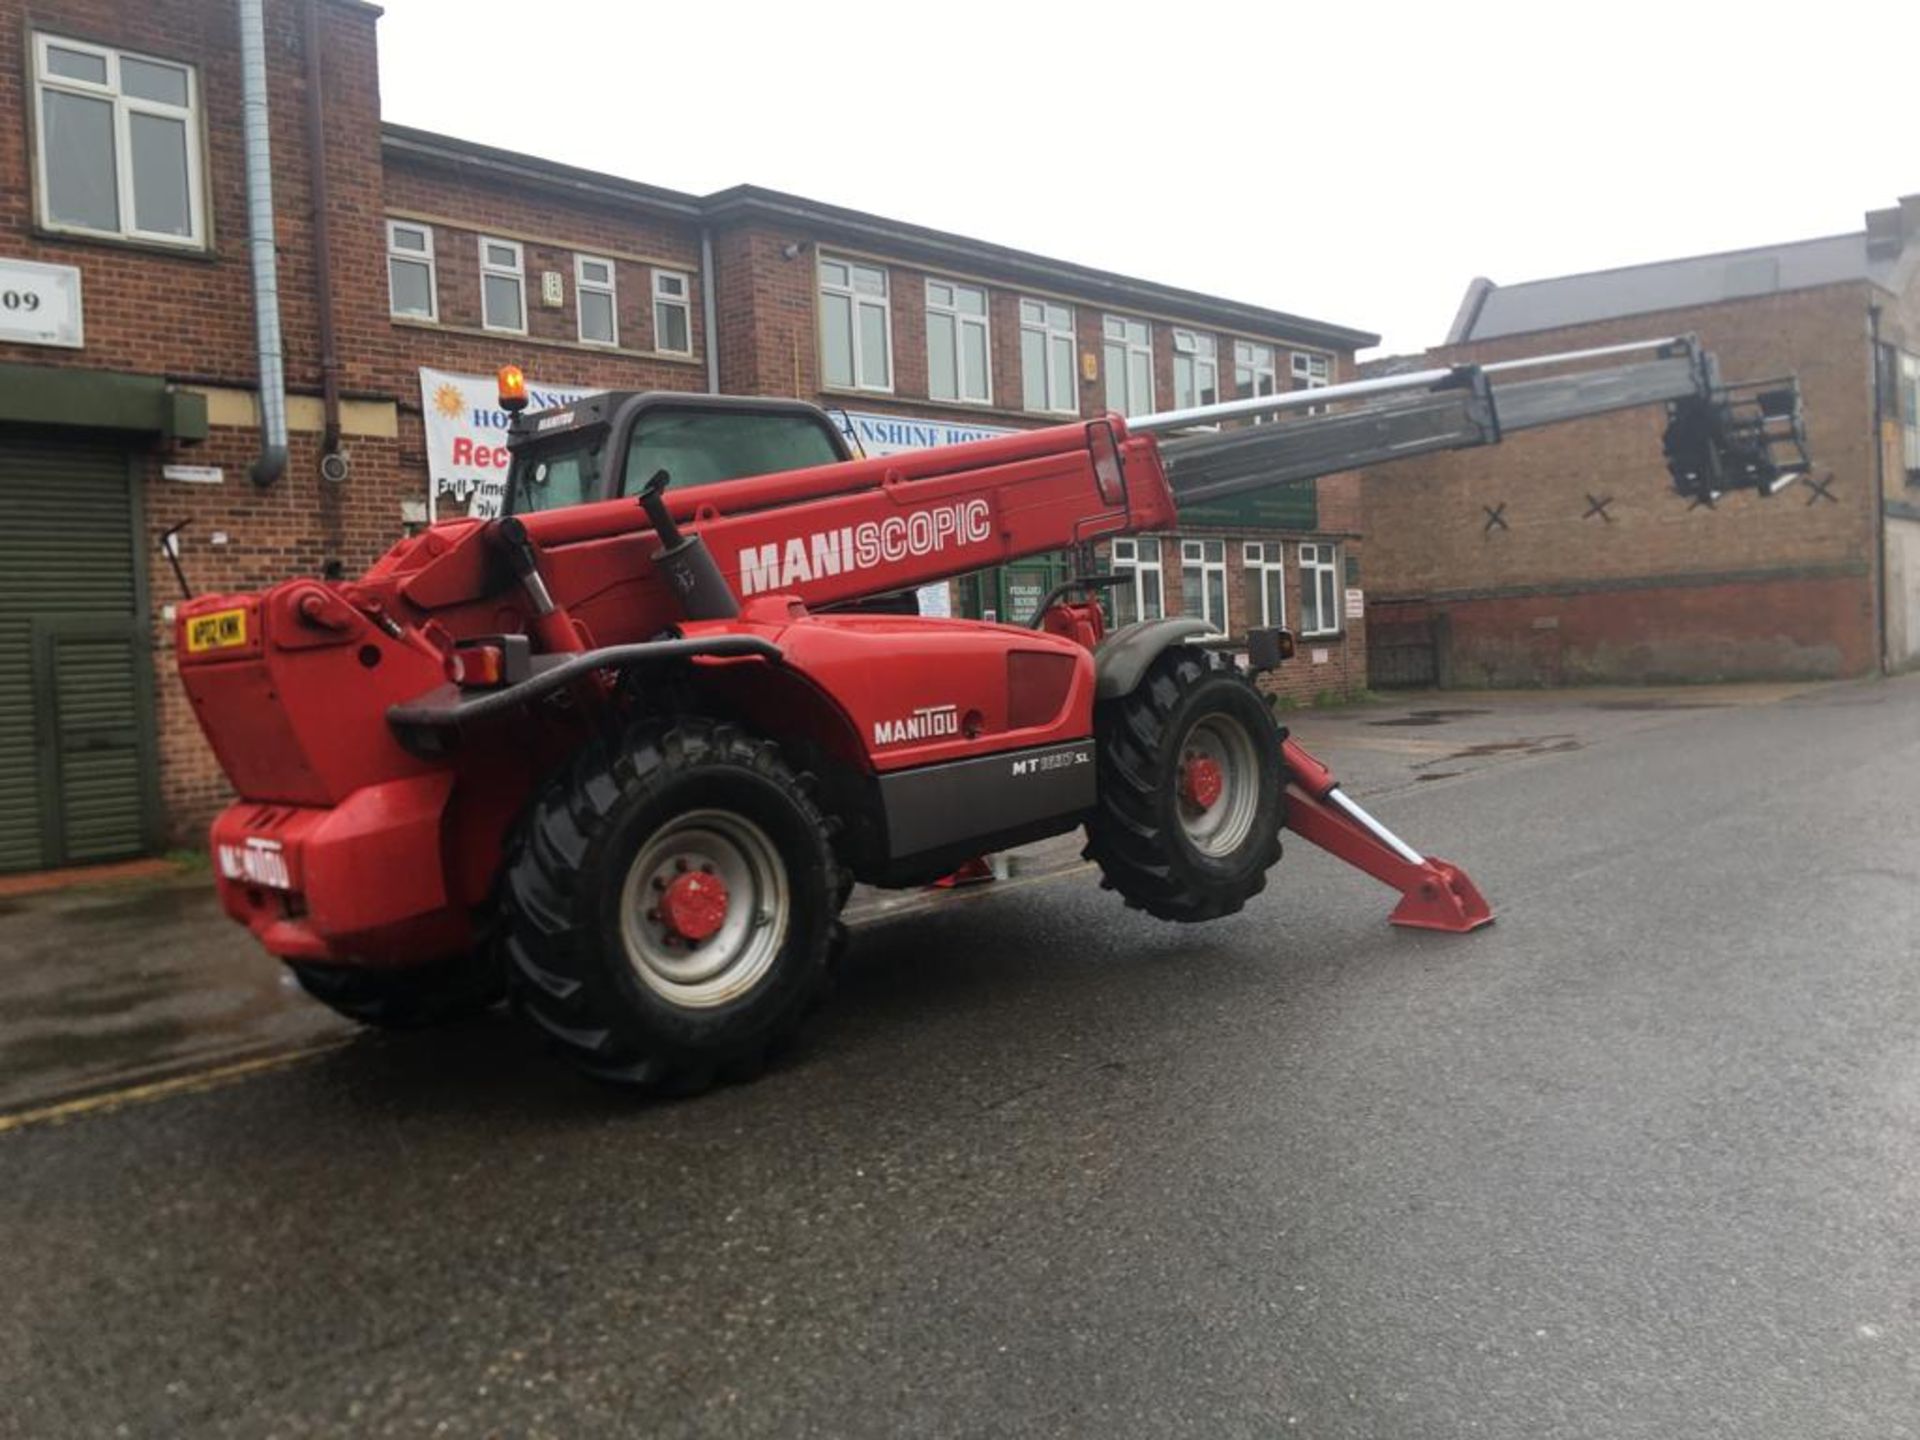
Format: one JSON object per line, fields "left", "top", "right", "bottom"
{"left": 503, "top": 390, "right": 854, "bottom": 517}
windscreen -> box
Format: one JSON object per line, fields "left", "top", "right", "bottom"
{"left": 620, "top": 409, "right": 844, "bottom": 496}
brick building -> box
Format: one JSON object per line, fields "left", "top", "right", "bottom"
{"left": 1364, "top": 200, "right": 1920, "bottom": 689}
{"left": 0, "top": 0, "right": 1375, "bottom": 874}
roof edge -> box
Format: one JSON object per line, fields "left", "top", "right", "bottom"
{"left": 378, "top": 126, "right": 1379, "bottom": 351}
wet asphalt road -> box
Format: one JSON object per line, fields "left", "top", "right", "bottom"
{"left": 5, "top": 677, "right": 1920, "bottom": 1438}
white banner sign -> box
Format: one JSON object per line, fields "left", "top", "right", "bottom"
{"left": 420, "top": 367, "right": 601, "bottom": 520}
{"left": 0, "top": 257, "right": 82, "bottom": 348}
{"left": 838, "top": 410, "right": 1013, "bottom": 458}
{"left": 838, "top": 411, "right": 1016, "bottom": 618}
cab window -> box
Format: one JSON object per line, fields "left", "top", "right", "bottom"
{"left": 508, "top": 445, "right": 594, "bottom": 514}
{"left": 620, "top": 409, "right": 844, "bottom": 495}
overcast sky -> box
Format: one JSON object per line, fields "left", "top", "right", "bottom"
{"left": 378, "top": 0, "right": 1917, "bottom": 357}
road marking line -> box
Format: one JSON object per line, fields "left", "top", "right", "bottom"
{"left": 0, "top": 1038, "right": 352, "bottom": 1137}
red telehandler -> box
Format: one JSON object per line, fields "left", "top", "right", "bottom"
{"left": 174, "top": 336, "right": 1807, "bottom": 1092}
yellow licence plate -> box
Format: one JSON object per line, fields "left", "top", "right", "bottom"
{"left": 186, "top": 608, "right": 248, "bottom": 653}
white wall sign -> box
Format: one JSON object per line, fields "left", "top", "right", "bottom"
{"left": 419, "top": 367, "right": 600, "bottom": 520}
{"left": 0, "top": 258, "right": 82, "bottom": 348}
{"left": 837, "top": 411, "right": 1017, "bottom": 618}
{"left": 162, "top": 464, "right": 223, "bottom": 485}
{"left": 1344, "top": 587, "right": 1365, "bottom": 619}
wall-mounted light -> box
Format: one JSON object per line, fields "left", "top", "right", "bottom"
{"left": 782, "top": 241, "right": 803, "bottom": 260}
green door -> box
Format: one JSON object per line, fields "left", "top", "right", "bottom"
{"left": 958, "top": 553, "right": 1070, "bottom": 625}
{"left": 0, "top": 431, "right": 156, "bottom": 873}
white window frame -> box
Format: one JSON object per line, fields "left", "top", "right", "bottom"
{"left": 1243, "top": 541, "right": 1286, "bottom": 629}
{"left": 1108, "top": 535, "right": 1165, "bottom": 625}
{"left": 1292, "top": 350, "right": 1332, "bottom": 416}
{"left": 1180, "top": 538, "right": 1228, "bottom": 632}
{"left": 574, "top": 254, "right": 618, "bottom": 347}
{"left": 1104, "top": 314, "right": 1154, "bottom": 418}
{"left": 1172, "top": 330, "right": 1220, "bottom": 417}
{"left": 818, "top": 255, "right": 893, "bottom": 392}
{"left": 653, "top": 269, "right": 692, "bottom": 356}
{"left": 32, "top": 33, "right": 206, "bottom": 247}
{"left": 479, "top": 236, "right": 526, "bottom": 335}
{"left": 925, "top": 278, "right": 992, "bottom": 405}
{"left": 1298, "top": 542, "right": 1340, "bottom": 637}
{"left": 1235, "top": 341, "right": 1278, "bottom": 423}
{"left": 1020, "top": 297, "right": 1077, "bottom": 415}
{"left": 386, "top": 220, "right": 437, "bottom": 321}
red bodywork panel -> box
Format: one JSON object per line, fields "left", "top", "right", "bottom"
{"left": 177, "top": 412, "right": 1486, "bottom": 966}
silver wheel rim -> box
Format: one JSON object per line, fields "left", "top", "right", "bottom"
{"left": 1177, "top": 713, "right": 1262, "bottom": 858}
{"left": 618, "top": 808, "right": 790, "bottom": 1009}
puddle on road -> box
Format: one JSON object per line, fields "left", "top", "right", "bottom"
{"left": 1437, "top": 735, "right": 1584, "bottom": 762}
{"left": 1366, "top": 709, "right": 1492, "bottom": 728}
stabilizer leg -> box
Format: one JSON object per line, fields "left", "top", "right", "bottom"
{"left": 1279, "top": 736, "right": 1493, "bottom": 933}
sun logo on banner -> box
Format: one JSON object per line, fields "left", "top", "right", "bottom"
{"left": 433, "top": 382, "right": 464, "bottom": 419}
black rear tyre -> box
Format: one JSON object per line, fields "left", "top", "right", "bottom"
{"left": 1084, "top": 648, "right": 1284, "bottom": 922}
{"left": 289, "top": 951, "right": 505, "bottom": 1030}
{"left": 502, "top": 718, "right": 841, "bottom": 1094}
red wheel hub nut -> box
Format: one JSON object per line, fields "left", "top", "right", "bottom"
{"left": 659, "top": 870, "right": 729, "bottom": 942}
{"left": 1180, "top": 755, "right": 1225, "bottom": 810}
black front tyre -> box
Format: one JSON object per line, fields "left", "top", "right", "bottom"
{"left": 289, "top": 951, "right": 505, "bottom": 1030}
{"left": 502, "top": 719, "right": 841, "bottom": 1094}
{"left": 1084, "top": 648, "right": 1285, "bottom": 922}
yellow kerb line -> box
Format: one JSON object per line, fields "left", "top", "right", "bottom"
{"left": 0, "top": 1038, "right": 352, "bottom": 1137}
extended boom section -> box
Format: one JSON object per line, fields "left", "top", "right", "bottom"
{"left": 1147, "top": 335, "right": 1810, "bottom": 507}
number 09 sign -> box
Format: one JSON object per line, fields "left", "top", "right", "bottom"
{"left": 0, "top": 258, "right": 82, "bottom": 348}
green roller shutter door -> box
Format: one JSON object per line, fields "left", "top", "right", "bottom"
{"left": 0, "top": 431, "right": 156, "bottom": 873}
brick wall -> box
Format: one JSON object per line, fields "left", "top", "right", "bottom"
{"left": 1364, "top": 283, "right": 1884, "bottom": 683}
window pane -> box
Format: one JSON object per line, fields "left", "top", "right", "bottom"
{"left": 657, "top": 272, "right": 686, "bottom": 297}
{"left": 42, "top": 90, "right": 118, "bottom": 232}
{"left": 820, "top": 259, "right": 848, "bottom": 288}
{"left": 927, "top": 311, "right": 957, "bottom": 399}
{"left": 853, "top": 266, "right": 885, "bottom": 296}
{"left": 859, "top": 303, "right": 889, "bottom": 387}
{"left": 1266, "top": 569, "right": 1284, "bottom": 626}
{"left": 1047, "top": 304, "right": 1069, "bottom": 329}
{"left": 821, "top": 292, "right": 853, "bottom": 387}
{"left": 1021, "top": 300, "right": 1043, "bottom": 325}
{"left": 1182, "top": 563, "right": 1204, "bottom": 620}
{"left": 1104, "top": 343, "right": 1125, "bottom": 411}
{"left": 1173, "top": 355, "right": 1192, "bottom": 406}
{"left": 1199, "top": 362, "right": 1217, "bottom": 407}
{"left": 483, "top": 273, "right": 523, "bottom": 329}
{"left": 1050, "top": 336, "right": 1074, "bottom": 413}
{"left": 129, "top": 110, "right": 191, "bottom": 236}
{"left": 1127, "top": 352, "right": 1152, "bottom": 416}
{"left": 928, "top": 281, "right": 952, "bottom": 307}
{"left": 121, "top": 56, "right": 189, "bottom": 106}
{"left": 580, "top": 290, "right": 615, "bottom": 343}
{"left": 1141, "top": 567, "right": 1163, "bottom": 619}
{"left": 391, "top": 225, "right": 426, "bottom": 253}
{"left": 1138, "top": 537, "right": 1160, "bottom": 562}
{"left": 580, "top": 259, "right": 611, "bottom": 285}
{"left": 1022, "top": 328, "right": 1046, "bottom": 411}
{"left": 623, "top": 408, "right": 844, "bottom": 493}
{"left": 957, "top": 286, "right": 986, "bottom": 316}
{"left": 962, "top": 324, "right": 988, "bottom": 399}
{"left": 656, "top": 301, "right": 689, "bottom": 353}
{"left": 46, "top": 45, "right": 108, "bottom": 84}
{"left": 1208, "top": 570, "right": 1226, "bottom": 629}
{"left": 389, "top": 257, "right": 432, "bottom": 317}
{"left": 485, "top": 243, "right": 517, "bottom": 268}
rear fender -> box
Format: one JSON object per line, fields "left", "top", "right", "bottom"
{"left": 1094, "top": 618, "right": 1212, "bottom": 700}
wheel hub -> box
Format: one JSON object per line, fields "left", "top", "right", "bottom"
{"left": 618, "top": 809, "right": 791, "bottom": 1009}
{"left": 1180, "top": 754, "right": 1225, "bottom": 811}
{"left": 659, "top": 869, "right": 730, "bottom": 943}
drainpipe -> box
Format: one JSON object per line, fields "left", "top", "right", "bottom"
{"left": 303, "top": 0, "right": 343, "bottom": 474}
{"left": 1870, "top": 302, "right": 1889, "bottom": 673}
{"left": 238, "top": 0, "right": 287, "bottom": 486}
{"left": 700, "top": 227, "right": 720, "bottom": 394}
